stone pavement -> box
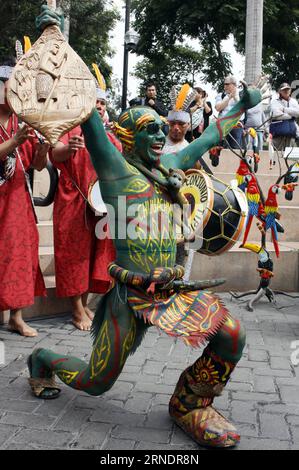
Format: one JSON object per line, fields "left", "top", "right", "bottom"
{"left": 0, "top": 293, "right": 299, "bottom": 451}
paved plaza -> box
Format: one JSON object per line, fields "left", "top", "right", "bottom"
{"left": 0, "top": 293, "right": 299, "bottom": 451}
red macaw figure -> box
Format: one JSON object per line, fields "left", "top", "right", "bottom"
{"left": 236, "top": 160, "right": 250, "bottom": 192}
{"left": 264, "top": 184, "right": 281, "bottom": 258}
{"left": 242, "top": 173, "right": 262, "bottom": 246}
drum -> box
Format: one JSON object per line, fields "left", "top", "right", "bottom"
{"left": 87, "top": 180, "right": 107, "bottom": 215}
{"left": 181, "top": 169, "right": 248, "bottom": 256}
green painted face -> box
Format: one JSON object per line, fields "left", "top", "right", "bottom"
{"left": 118, "top": 106, "right": 166, "bottom": 167}
{"left": 134, "top": 118, "right": 166, "bottom": 166}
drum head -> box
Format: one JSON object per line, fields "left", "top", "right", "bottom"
{"left": 181, "top": 169, "right": 214, "bottom": 234}
{"left": 88, "top": 181, "right": 107, "bottom": 214}
{"left": 181, "top": 170, "right": 248, "bottom": 256}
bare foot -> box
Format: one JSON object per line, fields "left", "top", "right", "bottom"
{"left": 84, "top": 306, "right": 94, "bottom": 322}
{"left": 72, "top": 310, "right": 92, "bottom": 331}
{"left": 8, "top": 318, "right": 38, "bottom": 337}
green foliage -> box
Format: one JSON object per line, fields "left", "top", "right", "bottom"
{"left": 135, "top": 45, "right": 205, "bottom": 104}
{"left": 132, "top": 0, "right": 299, "bottom": 89}
{"left": 132, "top": 0, "right": 244, "bottom": 89}
{"left": 0, "top": 0, "right": 119, "bottom": 87}
{"left": 0, "top": 0, "right": 41, "bottom": 60}
{"left": 61, "top": 0, "right": 120, "bottom": 82}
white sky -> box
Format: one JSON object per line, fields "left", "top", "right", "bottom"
{"left": 109, "top": 0, "right": 245, "bottom": 105}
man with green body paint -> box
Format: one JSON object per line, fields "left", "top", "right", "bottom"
{"left": 28, "top": 6, "right": 263, "bottom": 448}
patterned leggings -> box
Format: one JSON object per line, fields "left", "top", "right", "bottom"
{"left": 30, "top": 289, "right": 245, "bottom": 397}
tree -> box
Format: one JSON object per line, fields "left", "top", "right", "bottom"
{"left": 132, "top": 0, "right": 242, "bottom": 90}
{"left": 235, "top": 0, "right": 299, "bottom": 88}
{"left": 132, "top": 0, "right": 299, "bottom": 89}
{"left": 134, "top": 45, "right": 205, "bottom": 104}
{"left": 0, "top": 0, "right": 119, "bottom": 87}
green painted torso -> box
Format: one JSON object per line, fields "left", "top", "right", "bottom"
{"left": 100, "top": 165, "right": 177, "bottom": 273}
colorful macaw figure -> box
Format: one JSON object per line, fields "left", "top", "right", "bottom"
{"left": 264, "top": 184, "right": 281, "bottom": 258}
{"left": 235, "top": 155, "right": 254, "bottom": 192}
{"left": 242, "top": 173, "right": 262, "bottom": 245}
{"left": 209, "top": 146, "right": 223, "bottom": 167}
{"left": 282, "top": 182, "right": 298, "bottom": 201}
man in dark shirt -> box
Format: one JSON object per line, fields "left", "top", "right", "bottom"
{"left": 129, "top": 82, "right": 168, "bottom": 117}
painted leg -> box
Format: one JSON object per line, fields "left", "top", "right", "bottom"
{"left": 71, "top": 294, "right": 92, "bottom": 331}
{"left": 8, "top": 309, "right": 38, "bottom": 337}
{"left": 169, "top": 314, "right": 246, "bottom": 448}
{"left": 28, "top": 289, "right": 138, "bottom": 399}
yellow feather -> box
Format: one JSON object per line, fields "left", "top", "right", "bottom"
{"left": 24, "top": 36, "right": 31, "bottom": 53}
{"left": 92, "top": 63, "right": 106, "bottom": 91}
{"left": 175, "top": 84, "right": 191, "bottom": 111}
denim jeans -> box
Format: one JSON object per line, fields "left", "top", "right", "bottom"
{"left": 224, "top": 127, "right": 243, "bottom": 149}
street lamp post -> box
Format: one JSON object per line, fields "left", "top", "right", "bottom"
{"left": 121, "top": 0, "right": 131, "bottom": 111}
{"left": 121, "top": 0, "right": 140, "bottom": 111}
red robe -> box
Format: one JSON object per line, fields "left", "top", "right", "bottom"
{"left": 51, "top": 126, "right": 120, "bottom": 297}
{"left": 0, "top": 114, "right": 46, "bottom": 310}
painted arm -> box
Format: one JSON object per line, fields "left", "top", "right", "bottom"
{"left": 81, "top": 109, "right": 130, "bottom": 180}
{"left": 161, "top": 87, "right": 262, "bottom": 171}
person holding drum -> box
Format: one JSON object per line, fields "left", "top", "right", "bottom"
{"left": 50, "top": 82, "right": 121, "bottom": 331}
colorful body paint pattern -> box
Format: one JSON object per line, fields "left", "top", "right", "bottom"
{"left": 127, "top": 289, "right": 229, "bottom": 347}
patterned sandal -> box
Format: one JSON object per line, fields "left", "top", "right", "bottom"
{"left": 27, "top": 353, "right": 61, "bottom": 400}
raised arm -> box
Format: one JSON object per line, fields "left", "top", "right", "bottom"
{"left": 35, "top": 5, "right": 131, "bottom": 181}
{"left": 81, "top": 109, "right": 131, "bottom": 180}
{"left": 161, "top": 87, "right": 262, "bottom": 171}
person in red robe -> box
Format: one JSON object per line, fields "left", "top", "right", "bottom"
{"left": 51, "top": 89, "right": 121, "bottom": 331}
{"left": 0, "top": 61, "right": 48, "bottom": 337}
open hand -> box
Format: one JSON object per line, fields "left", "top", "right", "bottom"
{"left": 68, "top": 135, "right": 85, "bottom": 152}
{"left": 239, "top": 80, "right": 263, "bottom": 110}
{"left": 36, "top": 4, "right": 64, "bottom": 32}
{"left": 13, "top": 125, "right": 35, "bottom": 146}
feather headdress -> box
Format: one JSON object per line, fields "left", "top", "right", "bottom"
{"left": 24, "top": 36, "right": 32, "bottom": 53}
{"left": 15, "top": 40, "right": 23, "bottom": 62}
{"left": 92, "top": 63, "right": 107, "bottom": 101}
{"left": 168, "top": 83, "right": 197, "bottom": 123}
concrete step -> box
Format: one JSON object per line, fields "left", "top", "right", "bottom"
{"left": 39, "top": 246, "right": 55, "bottom": 276}
{"left": 36, "top": 204, "right": 53, "bottom": 222}
{"left": 191, "top": 241, "right": 299, "bottom": 292}
{"left": 38, "top": 221, "right": 54, "bottom": 247}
